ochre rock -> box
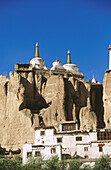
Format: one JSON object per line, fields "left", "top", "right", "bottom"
{"left": 103, "top": 70, "right": 111, "bottom": 129}
{"left": 79, "top": 105, "right": 97, "bottom": 130}
{"left": 0, "top": 68, "right": 104, "bottom": 150}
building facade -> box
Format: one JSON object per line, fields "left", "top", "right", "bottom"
{"left": 23, "top": 121, "right": 111, "bottom": 164}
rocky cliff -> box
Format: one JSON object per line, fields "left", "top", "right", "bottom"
{"left": 103, "top": 70, "right": 111, "bottom": 129}
{"left": 0, "top": 67, "right": 104, "bottom": 150}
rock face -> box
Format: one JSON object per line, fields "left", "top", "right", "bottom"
{"left": 103, "top": 70, "right": 111, "bottom": 129}
{"left": 0, "top": 66, "right": 104, "bottom": 150}
{"left": 79, "top": 98, "right": 97, "bottom": 130}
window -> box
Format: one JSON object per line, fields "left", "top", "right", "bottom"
{"left": 35, "top": 151, "right": 40, "bottom": 157}
{"left": 70, "top": 126, "right": 73, "bottom": 131}
{"left": 27, "top": 152, "right": 32, "bottom": 158}
{"left": 97, "top": 132, "right": 111, "bottom": 140}
{"left": 98, "top": 144, "right": 104, "bottom": 152}
{"left": 40, "top": 131, "right": 45, "bottom": 136}
{"left": 62, "top": 124, "right": 76, "bottom": 131}
{"left": 99, "top": 147, "right": 103, "bottom": 152}
{"left": 84, "top": 147, "right": 88, "bottom": 151}
{"left": 62, "top": 126, "right": 65, "bottom": 131}
{"left": 51, "top": 148, "right": 56, "bottom": 154}
{"left": 76, "top": 136, "right": 82, "bottom": 141}
{"left": 57, "top": 138, "right": 62, "bottom": 143}
{"left": 68, "top": 126, "right": 70, "bottom": 131}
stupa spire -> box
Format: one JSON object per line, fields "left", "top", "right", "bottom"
{"left": 67, "top": 50, "right": 71, "bottom": 64}
{"left": 92, "top": 74, "right": 96, "bottom": 83}
{"left": 108, "top": 45, "right": 111, "bottom": 70}
{"left": 35, "top": 42, "right": 39, "bottom": 58}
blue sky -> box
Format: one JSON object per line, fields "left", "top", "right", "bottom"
{"left": 0, "top": 0, "right": 111, "bottom": 83}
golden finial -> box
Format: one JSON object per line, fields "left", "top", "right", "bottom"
{"left": 67, "top": 50, "right": 71, "bottom": 64}
{"left": 108, "top": 45, "right": 111, "bottom": 51}
{"left": 35, "top": 42, "right": 39, "bottom": 57}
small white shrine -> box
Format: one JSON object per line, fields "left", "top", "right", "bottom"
{"left": 63, "top": 50, "right": 79, "bottom": 73}
{"left": 30, "top": 43, "right": 49, "bottom": 70}
{"left": 51, "top": 59, "right": 65, "bottom": 71}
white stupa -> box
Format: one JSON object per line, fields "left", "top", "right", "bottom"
{"left": 30, "top": 43, "right": 49, "bottom": 70}
{"left": 51, "top": 59, "right": 65, "bottom": 71}
{"left": 92, "top": 75, "right": 100, "bottom": 84}
{"left": 63, "top": 50, "right": 84, "bottom": 79}
{"left": 63, "top": 50, "right": 79, "bottom": 73}
{"left": 92, "top": 75, "right": 96, "bottom": 83}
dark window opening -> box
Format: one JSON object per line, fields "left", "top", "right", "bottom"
{"left": 84, "top": 147, "right": 88, "bottom": 151}
{"left": 98, "top": 144, "right": 104, "bottom": 152}
{"left": 57, "top": 138, "right": 62, "bottom": 143}
{"left": 76, "top": 137, "right": 82, "bottom": 141}
{"left": 27, "top": 152, "right": 32, "bottom": 158}
{"left": 99, "top": 147, "right": 103, "bottom": 152}
{"left": 51, "top": 148, "right": 56, "bottom": 154}
{"left": 35, "top": 151, "right": 40, "bottom": 157}
{"left": 40, "top": 131, "right": 45, "bottom": 136}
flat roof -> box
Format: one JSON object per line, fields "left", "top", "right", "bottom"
{"left": 59, "top": 121, "right": 77, "bottom": 124}
{"left": 35, "top": 126, "right": 55, "bottom": 130}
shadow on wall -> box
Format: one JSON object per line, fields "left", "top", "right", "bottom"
{"left": 64, "top": 78, "right": 88, "bottom": 124}
{"left": 17, "top": 72, "right": 105, "bottom": 129}
{"left": 91, "top": 85, "right": 105, "bottom": 128}
{"left": 18, "top": 75, "right": 49, "bottom": 113}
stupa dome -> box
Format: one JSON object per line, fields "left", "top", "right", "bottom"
{"left": 51, "top": 59, "right": 65, "bottom": 71}
{"left": 30, "top": 43, "right": 49, "bottom": 70}
{"left": 63, "top": 50, "right": 79, "bottom": 73}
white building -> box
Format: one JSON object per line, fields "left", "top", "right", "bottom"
{"left": 23, "top": 143, "right": 61, "bottom": 164}
{"left": 23, "top": 122, "right": 111, "bottom": 164}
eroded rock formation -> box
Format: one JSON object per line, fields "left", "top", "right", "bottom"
{"left": 79, "top": 97, "right": 97, "bottom": 130}
{"left": 0, "top": 66, "right": 104, "bottom": 150}
{"left": 103, "top": 70, "right": 111, "bottom": 129}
